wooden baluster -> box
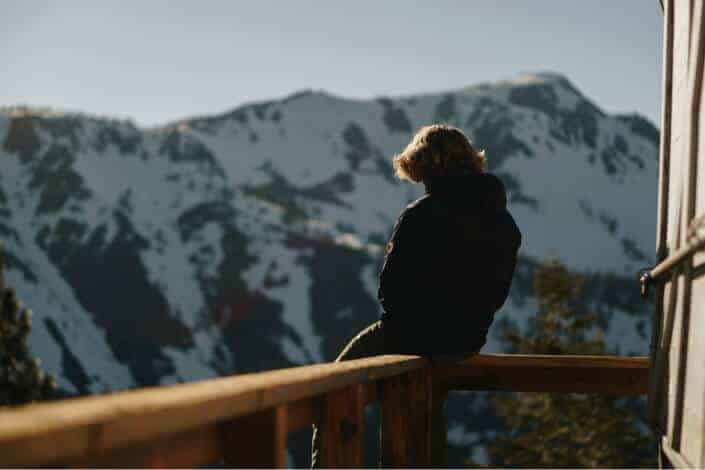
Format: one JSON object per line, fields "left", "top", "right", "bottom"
{"left": 430, "top": 382, "right": 448, "bottom": 468}
{"left": 319, "top": 384, "right": 365, "bottom": 467}
{"left": 381, "top": 368, "right": 433, "bottom": 467}
{"left": 221, "top": 407, "right": 287, "bottom": 468}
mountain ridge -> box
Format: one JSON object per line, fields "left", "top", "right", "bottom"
{"left": 1, "top": 71, "right": 657, "bottom": 134}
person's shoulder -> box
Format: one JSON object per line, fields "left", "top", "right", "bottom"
{"left": 478, "top": 172, "right": 508, "bottom": 210}
{"left": 480, "top": 172, "right": 507, "bottom": 193}
{"left": 405, "top": 194, "right": 431, "bottom": 211}
{"left": 401, "top": 194, "right": 434, "bottom": 219}
{"left": 390, "top": 195, "right": 431, "bottom": 231}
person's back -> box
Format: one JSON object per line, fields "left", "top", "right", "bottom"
{"left": 379, "top": 171, "right": 521, "bottom": 355}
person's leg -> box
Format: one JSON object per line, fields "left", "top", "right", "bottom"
{"left": 311, "top": 321, "right": 385, "bottom": 468}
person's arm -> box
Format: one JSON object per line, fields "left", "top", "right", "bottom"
{"left": 487, "top": 210, "right": 522, "bottom": 313}
{"left": 377, "top": 208, "right": 423, "bottom": 316}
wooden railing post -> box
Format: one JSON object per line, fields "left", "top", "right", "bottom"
{"left": 221, "top": 406, "right": 287, "bottom": 468}
{"left": 381, "top": 367, "right": 433, "bottom": 467}
{"left": 319, "top": 384, "right": 365, "bottom": 467}
{"left": 430, "top": 380, "right": 448, "bottom": 468}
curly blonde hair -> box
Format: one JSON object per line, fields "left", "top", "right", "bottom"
{"left": 392, "top": 124, "right": 486, "bottom": 183}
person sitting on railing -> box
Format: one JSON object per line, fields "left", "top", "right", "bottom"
{"left": 312, "top": 123, "right": 522, "bottom": 467}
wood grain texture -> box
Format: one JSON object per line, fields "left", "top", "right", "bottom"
{"left": 318, "top": 384, "right": 364, "bottom": 468}
{"left": 222, "top": 407, "right": 287, "bottom": 468}
{"left": 61, "top": 425, "right": 223, "bottom": 468}
{"left": 380, "top": 368, "right": 432, "bottom": 467}
{"left": 286, "top": 398, "right": 318, "bottom": 433}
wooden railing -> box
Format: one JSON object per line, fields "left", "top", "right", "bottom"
{"left": 0, "top": 354, "right": 649, "bottom": 467}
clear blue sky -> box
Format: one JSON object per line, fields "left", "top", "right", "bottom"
{"left": 2, "top": 1, "right": 663, "bottom": 127}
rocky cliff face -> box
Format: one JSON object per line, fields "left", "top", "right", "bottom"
{"left": 0, "top": 72, "right": 657, "bottom": 463}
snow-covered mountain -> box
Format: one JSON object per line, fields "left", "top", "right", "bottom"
{"left": 0, "top": 72, "right": 657, "bottom": 462}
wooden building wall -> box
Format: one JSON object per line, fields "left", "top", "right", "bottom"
{"left": 652, "top": 0, "right": 705, "bottom": 467}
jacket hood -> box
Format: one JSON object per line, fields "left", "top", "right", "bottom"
{"left": 424, "top": 172, "right": 507, "bottom": 212}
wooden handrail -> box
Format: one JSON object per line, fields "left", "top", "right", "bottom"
{"left": 0, "top": 354, "right": 650, "bottom": 467}
{"left": 436, "top": 354, "right": 649, "bottom": 394}
{"left": 0, "top": 354, "right": 425, "bottom": 467}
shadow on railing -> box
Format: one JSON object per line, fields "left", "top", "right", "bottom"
{"left": 0, "top": 354, "right": 649, "bottom": 467}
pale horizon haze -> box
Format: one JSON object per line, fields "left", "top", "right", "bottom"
{"left": 2, "top": 1, "right": 664, "bottom": 127}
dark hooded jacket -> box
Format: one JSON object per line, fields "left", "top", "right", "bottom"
{"left": 378, "top": 172, "right": 521, "bottom": 355}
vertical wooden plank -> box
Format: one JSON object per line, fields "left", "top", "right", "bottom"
{"left": 663, "top": 0, "right": 693, "bottom": 449}
{"left": 319, "top": 385, "right": 364, "bottom": 467}
{"left": 672, "top": 0, "right": 705, "bottom": 460}
{"left": 684, "top": 273, "right": 705, "bottom": 467}
{"left": 657, "top": 0, "right": 675, "bottom": 264}
{"left": 668, "top": 0, "right": 691, "bottom": 246}
{"left": 286, "top": 397, "right": 318, "bottom": 432}
{"left": 650, "top": 0, "right": 675, "bottom": 431}
{"left": 430, "top": 382, "right": 449, "bottom": 468}
{"left": 695, "top": 11, "right": 705, "bottom": 461}
{"left": 221, "top": 407, "right": 287, "bottom": 468}
{"left": 380, "top": 368, "right": 432, "bottom": 467}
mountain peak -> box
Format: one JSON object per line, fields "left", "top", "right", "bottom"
{"left": 513, "top": 71, "right": 572, "bottom": 85}
{"left": 0, "top": 105, "right": 65, "bottom": 119}
{"left": 461, "top": 72, "right": 579, "bottom": 96}
{"left": 500, "top": 71, "right": 578, "bottom": 93}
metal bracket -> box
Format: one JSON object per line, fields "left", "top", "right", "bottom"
{"left": 639, "top": 269, "right": 654, "bottom": 298}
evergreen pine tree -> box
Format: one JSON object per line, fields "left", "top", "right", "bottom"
{"left": 0, "top": 249, "right": 55, "bottom": 406}
{"left": 486, "top": 259, "right": 655, "bottom": 467}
